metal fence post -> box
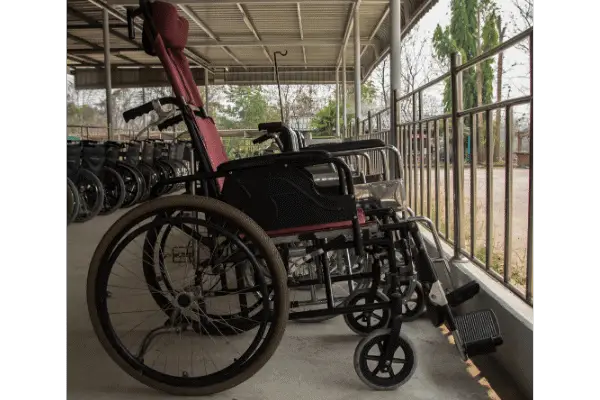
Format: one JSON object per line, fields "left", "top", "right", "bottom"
{"left": 367, "top": 111, "right": 372, "bottom": 135}
{"left": 450, "top": 52, "right": 466, "bottom": 261}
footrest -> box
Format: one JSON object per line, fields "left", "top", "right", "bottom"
{"left": 455, "top": 309, "right": 503, "bottom": 358}
{"left": 446, "top": 281, "right": 480, "bottom": 307}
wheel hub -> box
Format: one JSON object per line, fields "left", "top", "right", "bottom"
{"left": 176, "top": 292, "right": 194, "bottom": 309}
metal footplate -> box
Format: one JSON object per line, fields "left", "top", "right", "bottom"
{"left": 454, "top": 309, "right": 503, "bottom": 360}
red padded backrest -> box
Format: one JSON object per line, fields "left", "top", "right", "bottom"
{"left": 144, "top": 1, "right": 228, "bottom": 185}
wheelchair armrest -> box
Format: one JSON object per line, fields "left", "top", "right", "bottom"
{"left": 303, "top": 139, "right": 386, "bottom": 152}
{"left": 217, "top": 150, "right": 333, "bottom": 173}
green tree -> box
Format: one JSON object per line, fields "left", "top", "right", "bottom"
{"left": 432, "top": 0, "right": 499, "bottom": 161}
{"left": 215, "top": 86, "right": 280, "bottom": 129}
{"left": 310, "top": 83, "right": 376, "bottom": 136}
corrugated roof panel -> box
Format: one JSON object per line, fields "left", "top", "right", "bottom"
{"left": 244, "top": 3, "right": 299, "bottom": 40}
{"left": 188, "top": 4, "right": 250, "bottom": 37}
{"left": 300, "top": 3, "right": 350, "bottom": 39}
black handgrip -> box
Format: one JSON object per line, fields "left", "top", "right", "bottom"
{"left": 157, "top": 114, "right": 183, "bottom": 131}
{"left": 122, "top": 97, "right": 178, "bottom": 122}
{"left": 252, "top": 134, "right": 272, "bottom": 144}
{"left": 258, "top": 122, "right": 283, "bottom": 132}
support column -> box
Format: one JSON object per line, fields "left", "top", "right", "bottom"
{"left": 204, "top": 68, "right": 210, "bottom": 114}
{"left": 390, "top": 0, "right": 402, "bottom": 178}
{"left": 353, "top": 4, "right": 362, "bottom": 134}
{"left": 390, "top": 0, "right": 402, "bottom": 105}
{"left": 103, "top": 8, "right": 113, "bottom": 139}
{"left": 335, "top": 69, "right": 340, "bottom": 136}
{"left": 342, "top": 49, "right": 348, "bottom": 136}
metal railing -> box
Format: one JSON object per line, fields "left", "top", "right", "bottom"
{"left": 350, "top": 28, "right": 533, "bottom": 306}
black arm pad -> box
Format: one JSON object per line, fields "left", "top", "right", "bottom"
{"left": 304, "top": 139, "right": 386, "bottom": 152}
{"left": 258, "top": 121, "right": 283, "bottom": 132}
{"left": 217, "top": 150, "right": 332, "bottom": 173}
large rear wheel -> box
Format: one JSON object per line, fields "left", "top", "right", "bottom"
{"left": 87, "top": 195, "right": 289, "bottom": 396}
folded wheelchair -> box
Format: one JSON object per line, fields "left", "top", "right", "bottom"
{"left": 86, "top": 1, "right": 503, "bottom": 396}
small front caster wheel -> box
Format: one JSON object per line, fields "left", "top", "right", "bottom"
{"left": 398, "top": 281, "right": 426, "bottom": 322}
{"left": 353, "top": 328, "right": 417, "bottom": 390}
{"left": 343, "top": 289, "right": 391, "bottom": 336}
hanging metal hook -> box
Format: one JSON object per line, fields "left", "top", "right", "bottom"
{"left": 273, "top": 50, "right": 288, "bottom": 123}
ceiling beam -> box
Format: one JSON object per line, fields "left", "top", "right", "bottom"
{"left": 107, "top": 1, "right": 389, "bottom": 5}
{"left": 68, "top": 48, "right": 142, "bottom": 55}
{"left": 178, "top": 5, "right": 247, "bottom": 70}
{"left": 296, "top": 3, "right": 307, "bottom": 68}
{"left": 67, "top": 23, "right": 129, "bottom": 30}
{"left": 360, "top": 4, "right": 388, "bottom": 58}
{"left": 68, "top": 54, "right": 101, "bottom": 65}
{"left": 67, "top": 32, "right": 139, "bottom": 65}
{"left": 85, "top": 0, "right": 212, "bottom": 69}
{"left": 336, "top": 1, "right": 357, "bottom": 68}
{"left": 236, "top": 3, "right": 273, "bottom": 64}
{"left": 187, "top": 38, "right": 374, "bottom": 47}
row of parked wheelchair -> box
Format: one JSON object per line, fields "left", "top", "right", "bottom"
{"left": 67, "top": 139, "right": 190, "bottom": 224}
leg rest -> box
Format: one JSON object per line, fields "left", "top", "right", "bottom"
{"left": 455, "top": 309, "right": 503, "bottom": 358}
{"left": 446, "top": 281, "right": 480, "bottom": 307}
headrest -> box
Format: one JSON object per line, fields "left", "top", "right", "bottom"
{"left": 143, "top": 1, "right": 189, "bottom": 55}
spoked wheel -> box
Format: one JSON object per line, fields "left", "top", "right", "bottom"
{"left": 87, "top": 195, "right": 288, "bottom": 396}
{"left": 151, "top": 162, "right": 176, "bottom": 198}
{"left": 75, "top": 169, "right": 104, "bottom": 223}
{"left": 67, "top": 177, "right": 80, "bottom": 225}
{"left": 343, "top": 289, "right": 391, "bottom": 336}
{"left": 117, "top": 163, "right": 144, "bottom": 208}
{"left": 354, "top": 328, "right": 417, "bottom": 390}
{"left": 142, "top": 211, "right": 268, "bottom": 335}
{"left": 138, "top": 163, "right": 159, "bottom": 202}
{"left": 100, "top": 167, "right": 126, "bottom": 215}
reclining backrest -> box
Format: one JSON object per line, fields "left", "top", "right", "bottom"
{"left": 143, "top": 1, "right": 228, "bottom": 182}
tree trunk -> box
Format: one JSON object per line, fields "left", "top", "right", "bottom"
{"left": 476, "top": 6, "right": 485, "bottom": 164}
{"left": 494, "top": 20, "right": 506, "bottom": 162}
{"left": 381, "top": 58, "right": 388, "bottom": 108}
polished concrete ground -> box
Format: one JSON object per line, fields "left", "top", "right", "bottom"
{"left": 67, "top": 207, "right": 517, "bottom": 400}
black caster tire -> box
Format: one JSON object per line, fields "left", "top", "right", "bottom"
{"left": 353, "top": 328, "right": 417, "bottom": 390}
{"left": 398, "top": 281, "right": 426, "bottom": 322}
{"left": 343, "top": 289, "right": 391, "bottom": 336}
{"left": 100, "top": 167, "right": 126, "bottom": 215}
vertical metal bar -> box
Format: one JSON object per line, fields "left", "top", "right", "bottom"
{"left": 426, "top": 121, "right": 431, "bottom": 219}
{"left": 86, "top": 126, "right": 90, "bottom": 140}
{"left": 485, "top": 110, "right": 493, "bottom": 269}
{"left": 336, "top": 68, "right": 340, "bottom": 136}
{"left": 407, "top": 124, "right": 413, "bottom": 208}
{"left": 450, "top": 52, "right": 465, "bottom": 258}
{"left": 470, "top": 113, "right": 478, "bottom": 256}
{"left": 342, "top": 48, "right": 347, "bottom": 136}
{"left": 391, "top": 89, "right": 400, "bottom": 180}
{"left": 103, "top": 9, "right": 113, "bottom": 140}
{"left": 204, "top": 68, "right": 210, "bottom": 115}
{"left": 354, "top": 4, "right": 362, "bottom": 127}
{"left": 367, "top": 111, "right": 372, "bottom": 135}
{"left": 443, "top": 118, "right": 450, "bottom": 238}
{"left": 412, "top": 93, "right": 418, "bottom": 211}
{"left": 434, "top": 119, "right": 440, "bottom": 230}
{"left": 390, "top": 0, "right": 402, "bottom": 178}
{"left": 526, "top": 31, "right": 533, "bottom": 303}
{"left": 418, "top": 91, "right": 424, "bottom": 216}
{"left": 504, "top": 106, "right": 514, "bottom": 283}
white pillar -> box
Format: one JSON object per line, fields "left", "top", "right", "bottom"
{"left": 335, "top": 69, "right": 340, "bottom": 136}
{"left": 342, "top": 48, "right": 348, "bottom": 135}
{"left": 103, "top": 9, "right": 113, "bottom": 139}
{"left": 353, "top": 3, "right": 362, "bottom": 133}
{"left": 204, "top": 68, "right": 210, "bottom": 114}
{"left": 390, "top": 0, "right": 402, "bottom": 103}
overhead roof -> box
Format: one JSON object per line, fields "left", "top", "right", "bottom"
{"left": 68, "top": 0, "right": 438, "bottom": 89}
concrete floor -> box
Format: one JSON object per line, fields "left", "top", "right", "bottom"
{"left": 68, "top": 208, "right": 500, "bottom": 400}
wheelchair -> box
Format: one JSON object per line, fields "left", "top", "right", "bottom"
{"left": 67, "top": 177, "right": 80, "bottom": 225}
{"left": 67, "top": 141, "right": 105, "bottom": 222}
{"left": 104, "top": 141, "right": 146, "bottom": 208}
{"left": 86, "top": 1, "right": 504, "bottom": 396}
